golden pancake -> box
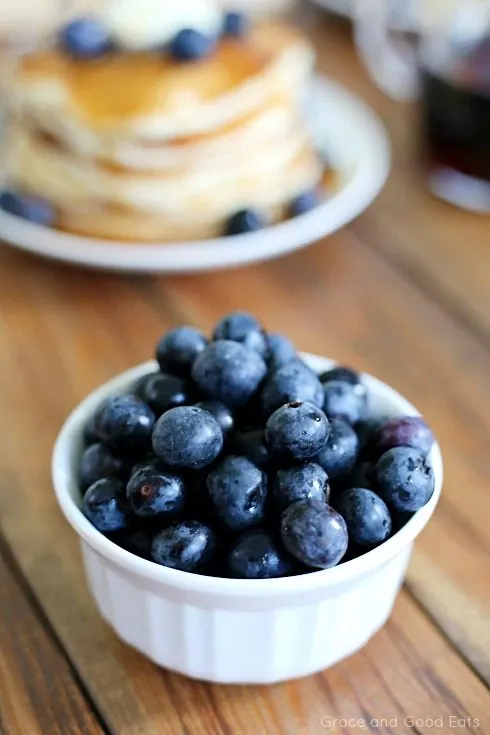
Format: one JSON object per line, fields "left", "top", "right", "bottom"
{"left": 6, "top": 20, "right": 325, "bottom": 241}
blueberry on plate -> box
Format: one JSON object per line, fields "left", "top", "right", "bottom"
{"left": 335, "top": 487, "right": 392, "bottom": 547}
{"left": 370, "top": 416, "right": 435, "bottom": 458}
{"left": 323, "top": 379, "right": 367, "bottom": 425}
{"left": 224, "top": 209, "right": 264, "bottom": 236}
{"left": 267, "top": 332, "right": 297, "bottom": 371}
{"left": 213, "top": 311, "right": 268, "bottom": 358}
{"left": 126, "top": 464, "right": 186, "bottom": 519}
{"left": 80, "top": 442, "right": 128, "bottom": 491}
{"left": 265, "top": 401, "right": 330, "bottom": 461}
{"left": 156, "top": 326, "right": 208, "bottom": 376}
{"left": 140, "top": 372, "right": 194, "bottom": 416}
{"left": 223, "top": 11, "right": 249, "bottom": 37}
{"left": 319, "top": 366, "right": 361, "bottom": 386}
{"left": 274, "top": 462, "right": 329, "bottom": 511}
{"left": 59, "top": 17, "right": 112, "bottom": 59}
{"left": 151, "top": 521, "right": 215, "bottom": 572}
{"left": 83, "top": 478, "right": 129, "bottom": 533}
{"left": 0, "top": 190, "right": 56, "bottom": 226}
{"left": 192, "top": 340, "right": 267, "bottom": 408}
{"left": 94, "top": 395, "right": 155, "bottom": 453}
{"left": 207, "top": 456, "right": 268, "bottom": 532}
{"left": 288, "top": 189, "right": 321, "bottom": 218}
{"left": 374, "top": 446, "right": 435, "bottom": 513}
{"left": 232, "top": 428, "right": 271, "bottom": 470}
{"left": 195, "top": 400, "right": 234, "bottom": 437}
{"left": 169, "top": 29, "right": 216, "bottom": 62}
{"left": 228, "top": 531, "right": 293, "bottom": 579}
{"left": 152, "top": 406, "right": 223, "bottom": 469}
{"left": 315, "top": 418, "right": 359, "bottom": 479}
{"left": 261, "top": 360, "right": 324, "bottom": 417}
{"left": 280, "top": 500, "right": 348, "bottom": 569}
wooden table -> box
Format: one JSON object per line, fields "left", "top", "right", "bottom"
{"left": 0, "top": 14, "right": 489, "bottom": 735}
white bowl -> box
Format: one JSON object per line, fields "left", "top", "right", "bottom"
{"left": 52, "top": 354, "right": 442, "bottom": 684}
{"left": 0, "top": 78, "right": 390, "bottom": 273}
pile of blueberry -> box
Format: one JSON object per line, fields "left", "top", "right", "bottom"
{"left": 80, "top": 311, "right": 436, "bottom": 579}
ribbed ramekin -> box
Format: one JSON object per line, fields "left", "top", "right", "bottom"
{"left": 52, "top": 354, "right": 442, "bottom": 684}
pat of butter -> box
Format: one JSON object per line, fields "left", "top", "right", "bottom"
{"left": 103, "top": 0, "right": 223, "bottom": 50}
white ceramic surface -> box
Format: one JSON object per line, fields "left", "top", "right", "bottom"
{"left": 52, "top": 353, "right": 442, "bottom": 684}
{"left": 0, "top": 77, "right": 390, "bottom": 273}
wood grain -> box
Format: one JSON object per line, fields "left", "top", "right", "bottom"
{"left": 0, "top": 539, "right": 103, "bottom": 735}
{"left": 0, "top": 243, "right": 489, "bottom": 733}
{"left": 0, "top": 13, "right": 489, "bottom": 734}
{"left": 154, "top": 232, "right": 490, "bottom": 680}
{"left": 309, "top": 14, "right": 490, "bottom": 344}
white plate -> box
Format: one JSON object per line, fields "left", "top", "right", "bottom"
{"left": 0, "top": 76, "right": 390, "bottom": 273}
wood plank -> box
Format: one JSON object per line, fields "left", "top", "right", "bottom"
{"left": 309, "top": 14, "right": 490, "bottom": 343}
{"left": 0, "top": 245, "right": 488, "bottom": 733}
{"left": 0, "top": 538, "right": 104, "bottom": 735}
{"left": 152, "top": 233, "right": 490, "bottom": 683}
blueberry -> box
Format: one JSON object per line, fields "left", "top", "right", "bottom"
{"left": 356, "top": 416, "right": 389, "bottom": 453}
{"left": 274, "top": 462, "right": 329, "bottom": 510}
{"left": 80, "top": 442, "right": 128, "bottom": 491}
{"left": 213, "top": 311, "right": 268, "bottom": 358}
{"left": 261, "top": 361, "right": 324, "bottom": 417}
{"left": 315, "top": 418, "right": 359, "bottom": 479}
{"left": 335, "top": 488, "right": 392, "bottom": 547}
{"left": 83, "top": 411, "right": 99, "bottom": 446}
{"left": 371, "top": 416, "right": 435, "bottom": 458}
{"left": 127, "top": 465, "right": 186, "bottom": 519}
{"left": 195, "top": 400, "right": 234, "bottom": 437}
{"left": 140, "top": 372, "right": 194, "bottom": 416}
{"left": 228, "top": 531, "right": 293, "bottom": 579}
{"left": 169, "top": 29, "right": 216, "bottom": 62}
{"left": 0, "top": 190, "right": 55, "bottom": 226}
{"left": 83, "top": 478, "right": 129, "bottom": 533}
{"left": 288, "top": 189, "right": 321, "bottom": 218}
{"left": 339, "top": 459, "right": 374, "bottom": 492}
{"left": 94, "top": 395, "right": 155, "bottom": 453}
{"left": 207, "top": 456, "right": 267, "bottom": 532}
{"left": 129, "top": 455, "right": 161, "bottom": 478}
{"left": 323, "top": 380, "right": 367, "bottom": 425}
{"left": 156, "top": 326, "right": 208, "bottom": 376}
{"left": 224, "top": 209, "right": 264, "bottom": 236}
{"left": 152, "top": 406, "right": 223, "bottom": 469}
{"left": 267, "top": 333, "right": 296, "bottom": 371}
{"left": 265, "top": 401, "right": 330, "bottom": 461}
{"left": 232, "top": 429, "right": 271, "bottom": 470}
{"left": 223, "top": 11, "right": 249, "bottom": 37}
{"left": 134, "top": 371, "right": 159, "bottom": 399}
{"left": 280, "top": 500, "right": 348, "bottom": 568}
{"left": 192, "top": 340, "right": 267, "bottom": 408}
{"left": 115, "top": 527, "right": 152, "bottom": 559}
{"left": 151, "top": 521, "right": 215, "bottom": 572}
{"left": 319, "top": 366, "right": 361, "bottom": 386}
{"left": 60, "top": 17, "right": 112, "bottom": 59}
{"left": 374, "top": 447, "right": 435, "bottom": 513}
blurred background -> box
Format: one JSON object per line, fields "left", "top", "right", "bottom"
{"left": 0, "top": 1, "right": 489, "bottom": 733}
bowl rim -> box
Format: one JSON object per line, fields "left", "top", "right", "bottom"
{"left": 52, "top": 354, "right": 443, "bottom": 598}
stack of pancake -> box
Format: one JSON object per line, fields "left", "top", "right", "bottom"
{"left": 7, "top": 20, "right": 324, "bottom": 241}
